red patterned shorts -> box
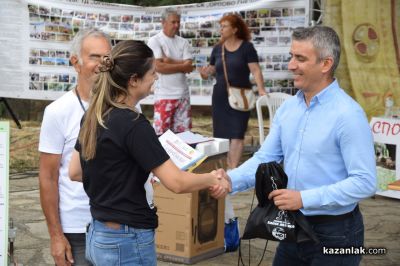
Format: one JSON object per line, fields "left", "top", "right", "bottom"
{"left": 153, "top": 96, "right": 192, "bottom": 135}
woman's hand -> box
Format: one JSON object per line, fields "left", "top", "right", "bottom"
{"left": 198, "top": 65, "right": 215, "bottom": 80}
{"left": 248, "top": 62, "right": 266, "bottom": 96}
{"left": 69, "top": 150, "right": 82, "bottom": 182}
{"left": 258, "top": 89, "right": 267, "bottom": 96}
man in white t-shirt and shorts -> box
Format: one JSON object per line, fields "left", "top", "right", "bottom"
{"left": 39, "top": 28, "right": 111, "bottom": 266}
{"left": 147, "top": 7, "right": 194, "bottom": 135}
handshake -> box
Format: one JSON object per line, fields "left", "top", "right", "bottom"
{"left": 209, "top": 169, "right": 232, "bottom": 199}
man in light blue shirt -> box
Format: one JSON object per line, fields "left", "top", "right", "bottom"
{"left": 226, "top": 26, "right": 376, "bottom": 266}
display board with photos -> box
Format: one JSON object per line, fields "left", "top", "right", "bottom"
{"left": 0, "top": 122, "right": 9, "bottom": 266}
{"left": 0, "top": 0, "right": 308, "bottom": 104}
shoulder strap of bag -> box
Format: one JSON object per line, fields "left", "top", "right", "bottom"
{"left": 255, "top": 163, "right": 267, "bottom": 207}
{"left": 238, "top": 182, "right": 269, "bottom": 266}
{"left": 221, "top": 44, "right": 231, "bottom": 96}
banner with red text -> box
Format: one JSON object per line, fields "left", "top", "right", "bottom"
{"left": 370, "top": 116, "right": 400, "bottom": 197}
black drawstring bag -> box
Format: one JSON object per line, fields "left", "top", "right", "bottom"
{"left": 241, "top": 162, "right": 319, "bottom": 243}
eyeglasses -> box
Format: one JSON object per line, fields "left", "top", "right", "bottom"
{"left": 219, "top": 24, "right": 232, "bottom": 29}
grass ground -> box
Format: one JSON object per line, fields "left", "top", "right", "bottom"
{"left": 9, "top": 121, "right": 41, "bottom": 173}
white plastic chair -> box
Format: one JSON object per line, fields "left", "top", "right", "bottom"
{"left": 256, "top": 92, "right": 292, "bottom": 144}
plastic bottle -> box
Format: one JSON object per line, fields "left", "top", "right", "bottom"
{"left": 384, "top": 93, "right": 394, "bottom": 117}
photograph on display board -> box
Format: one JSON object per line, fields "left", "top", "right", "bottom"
{"left": 153, "top": 16, "right": 162, "bottom": 23}
{"left": 29, "top": 72, "right": 77, "bottom": 92}
{"left": 375, "top": 142, "right": 397, "bottom": 191}
{"left": 181, "top": 31, "right": 196, "bottom": 39}
{"left": 194, "top": 55, "right": 208, "bottom": 67}
{"left": 201, "top": 87, "right": 213, "bottom": 96}
{"left": 190, "top": 87, "right": 202, "bottom": 96}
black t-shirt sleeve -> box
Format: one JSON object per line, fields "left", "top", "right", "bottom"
{"left": 73, "top": 137, "right": 87, "bottom": 170}
{"left": 74, "top": 138, "right": 81, "bottom": 152}
{"left": 244, "top": 42, "right": 259, "bottom": 63}
{"left": 125, "top": 119, "right": 169, "bottom": 172}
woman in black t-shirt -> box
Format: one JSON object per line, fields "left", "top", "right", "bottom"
{"left": 69, "top": 40, "right": 230, "bottom": 266}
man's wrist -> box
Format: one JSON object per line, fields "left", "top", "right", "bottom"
{"left": 48, "top": 225, "right": 64, "bottom": 239}
{"left": 50, "top": 232, "right": 65, "bottom": 241}
{"left": 226, "top": 174, "right": 232, "bottom": 190}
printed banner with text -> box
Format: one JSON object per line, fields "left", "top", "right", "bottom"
{"left": 0, "top": 0, "right": 308, "bottom": 105}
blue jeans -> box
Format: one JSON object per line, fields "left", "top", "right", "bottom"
{"left": 86, "top": 219, "right": 156, "bottom": 266}
{"left": 273, "top": 207, "right": 364, "bottom": 266}
{"left": 64, "top": 233, "right": 92, "bottom": 266}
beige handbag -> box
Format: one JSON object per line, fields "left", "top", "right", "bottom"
{"left": 221, "top": 44, "right": 256, "bottom": 112}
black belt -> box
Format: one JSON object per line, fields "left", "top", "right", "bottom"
{"left": 305, "top": 205, "right": 359, "bottom": 224}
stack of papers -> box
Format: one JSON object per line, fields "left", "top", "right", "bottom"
{"left": 159, "top": 130, "right": 207, "bottom": 171}
{"left": 176, "top": 131, "right": 213, "bottom": 145}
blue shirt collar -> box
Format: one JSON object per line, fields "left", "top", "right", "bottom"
{"left": 295, "top": 79, "right": 339, "bottom": 106}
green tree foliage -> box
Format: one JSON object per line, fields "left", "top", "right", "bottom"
{"left": 96, "top": 0, "right": 215, "bottom": 6}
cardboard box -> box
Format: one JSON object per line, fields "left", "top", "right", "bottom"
{"left": 154, "top": 155, "right": 227, "bottom": 264}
